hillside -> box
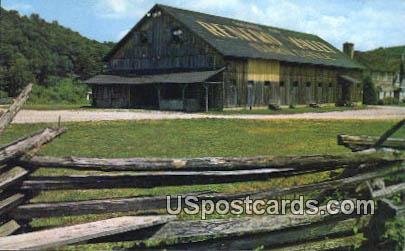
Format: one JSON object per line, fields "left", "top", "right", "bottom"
{"left": 354, "top": 46, "right": 405, "bottom": 72}
{"left": 0, "top": 8, "right": 114, "bottom": 96}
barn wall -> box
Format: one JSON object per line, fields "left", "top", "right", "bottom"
{"left": 92, "top": 85, "right": 130, "bottom": 108}
{"left": 223, "top": 59, "right": 247, "bottom": 107}
{"left": 280, "top": 63, "right": 362, "bottom": 105}
{"left": 222, "top": 59, "right": 363, "bottom": 108}
{"left": 280, "top": 63, "right": 338, "bottom": 105}
{"left": 108, "top": 12, "right": 225, "bottom": 74}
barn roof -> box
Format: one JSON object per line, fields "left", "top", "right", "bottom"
{"left": 159, "top": 5, "right": 362, "bottom": 69}
{"left": 105, "top": 4, "right": 364, "bottom": 70}
{"left": 84, "top": 68, "right": 225, "bottom": 85}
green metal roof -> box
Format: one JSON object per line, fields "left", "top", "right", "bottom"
{"left": 158, "top": 4, "right": 363, "bottom": 69}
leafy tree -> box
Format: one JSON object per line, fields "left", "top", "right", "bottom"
{"left": 0, "top": 7, "right": 113, "bottom": 96}
{"left": 6, "top": 54, "right": 34, "bottom": 96}
{"left": 362, "top": 76, "right": 378, "bottom": 105}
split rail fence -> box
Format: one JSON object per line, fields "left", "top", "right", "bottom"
{"left": 0, "top": 84, "right": 404, "bottom": 250}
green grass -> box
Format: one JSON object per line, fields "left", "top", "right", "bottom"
{"left": 2, "top": 119, "right": 403, "bottom": 158}
{"left": 2, "top": 119, "right": 403, "bottom": 250}
{"left": 211, "top": 105, "right": 367, "bottom": 115}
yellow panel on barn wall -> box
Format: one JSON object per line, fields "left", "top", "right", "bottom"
{"left": 247, "top": 59, "right": 280, "bottom": 82}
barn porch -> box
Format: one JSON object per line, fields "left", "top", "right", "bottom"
{"left": 338, "top": 75, "right": 361, "bottom": 104}
{"left": 85, "top": 68, "right": 224, "bottom": 112}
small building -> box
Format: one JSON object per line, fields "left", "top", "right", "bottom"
{"left": 394, "top": 55, "right": 405, "bottom": 101}
{"left": 354, "top": 49, "right": 405, "bottom": 102}
{"left": 86, "top": 4, "right": 364, "bottom": 111}
{"left": 372, "top": 71, "right": 396, "bottom": 100}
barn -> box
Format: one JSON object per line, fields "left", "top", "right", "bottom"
{"left": 85, "top": 4, "right": 364, "bottom": 111}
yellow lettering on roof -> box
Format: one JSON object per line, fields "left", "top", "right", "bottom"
{"left": 210, "top": 23, "right": 236, "bottom": 38}
{"left": 197, "top": 21, "right": 230, "bottom": 37}
{"left": 313, "top": 41, "right": 335, "bottom": 53}
{"left": 288, "top": 37, "right": 336, "bottom": 54}
{"left": 235, "top": 27, "right": 259, "bottom": 42}
{"left": 247, "top": 30, "right": 281, "bottom": 46}
{"left": 222, "top": 25, "right": 253, "bottom": 41}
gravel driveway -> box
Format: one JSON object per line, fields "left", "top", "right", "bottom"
{"left": 5, "top": 106, "right": 405, "bottom": 124}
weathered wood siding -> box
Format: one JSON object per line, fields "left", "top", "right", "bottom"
{"left": 222, "top": 59, "right": 362, "bottom": 108}
{"left": 92, "top": 85, "right": 130, "bottom": 108}
{"left": 108, "top": 12, "right": 224, "bottom": 74}
{"left": 223, "top": 59, "right": 246, "bottom": 107}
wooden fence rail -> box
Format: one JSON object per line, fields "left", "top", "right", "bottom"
{"left": 18, "top": 150, "right": 404, "bottom": 171}
{"left": 0, "top": 83, "right": 32, "bottom": 135}
{"left": 11, "top": 161, "right": 404, "bottom": 220}
{"left": 338, "top": 134, "right": 405, "bottom": 151}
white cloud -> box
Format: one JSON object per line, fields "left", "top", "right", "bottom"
{"left": 95, "top": 0, "right": 150, "bottom": 19}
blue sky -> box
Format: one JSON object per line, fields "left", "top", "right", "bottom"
{"left": 3, "top": 0, "right": 405, "bottom": 51}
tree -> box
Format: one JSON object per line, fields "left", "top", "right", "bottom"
{"left": 362, "top": 75, "right": 378, "bottom": 105}
{"left": 400, "top": 54, "right": 404, "bottom": 83}
{"left": 0, "top": 7, "right": 113, "bottom": 96}
{"left": 6, "top": 54, "right": 34, "bottom": 96}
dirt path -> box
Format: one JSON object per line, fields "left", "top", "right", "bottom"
{"left": 4, "top": 106, "right": 405, "bottom": 124}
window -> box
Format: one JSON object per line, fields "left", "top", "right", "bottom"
{"left": 306, "top": 82, "right": 311, "bottom": 87}
{"left": 280, "top": 81, "right": 285, "bottom": 87}
{"left": 264, "top": 81, "right": 271, "bottom": 86}
{"left": 171, "top": 27, "right": 183, "bottom": 43}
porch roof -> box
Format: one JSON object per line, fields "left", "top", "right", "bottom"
{"left": 85, "top": 68, "right": 225, "bottom": 85}
{"left": 339, "top": 75, "right": 360, "bottom": 84}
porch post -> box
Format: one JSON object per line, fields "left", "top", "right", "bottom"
{"left": 182, "top": 84, "right": 188, "bottom": 112}
{"left": 156, "top": 84, "right": 161, "bottom": 109}
{"left": 127, "top": 85, "right": 131, "bottom": 108}
{"left": 204, "top": 83, "right": 209, "bottom": 112}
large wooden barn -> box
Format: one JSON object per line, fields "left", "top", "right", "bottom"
{"left": 85, "top": 4, "right": 364, "bottom": 111}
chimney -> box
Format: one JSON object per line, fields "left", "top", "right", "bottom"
{"left": 343, "top": 42, "right": 354, "bottom": 59}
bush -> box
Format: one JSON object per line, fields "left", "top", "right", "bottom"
{"left": 383, "top": 97, "right": 397, "bottom": 105}
{"left": 362, "top": 76, "right": 378, "bottom": 105}
{"left": 28, "top": 77, "right": 89, "bottom": 105}
{"left": 377, "top": 97, "right": 399, "bottom": 105}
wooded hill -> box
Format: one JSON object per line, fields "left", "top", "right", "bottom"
{"left": 355, "top": 45, "right": 405, "bottom": 72}
{"left": 0, "top": 8, "right": 114, "bottom": 96}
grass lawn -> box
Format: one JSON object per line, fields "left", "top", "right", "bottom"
{"left": 211, "top": 105, "right": 367, "bottom": 115}
{"left": 2, "top": 119, "right": 403, "bottom": 158}
{"left": 1, "top": 119, "right": 403, "bottom": 249}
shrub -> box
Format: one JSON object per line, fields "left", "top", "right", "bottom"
{"left": 362, "top": 76, "right": 378, "bottom": 105}
{"left": 383, "top": 97, "right": 395, "bottom": 105}
{"left": 28, "top": 77, "right": 89, "bottom": 105}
